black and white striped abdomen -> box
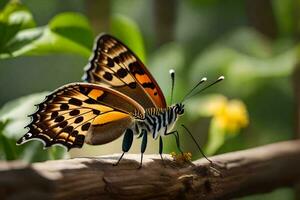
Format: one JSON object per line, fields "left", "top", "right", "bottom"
{"left": 135, "top": 106, "right": 179, "bottom": 139}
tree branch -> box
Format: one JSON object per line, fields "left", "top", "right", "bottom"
{"left": 1, "top": 140, "right": 300, "bottom": 200}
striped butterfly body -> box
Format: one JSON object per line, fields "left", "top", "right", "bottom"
{"left": 138, "top": 104, "right": 184, "bottom": 140}
{"left": 17, "top": 34, "right": 187, "bottom": 167}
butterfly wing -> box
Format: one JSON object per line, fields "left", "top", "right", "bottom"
{"left": 17, "top": 83, "right": 145, "bottom": 150}
{"left": 83, "top": 34, "right": 167, "bottom": 108}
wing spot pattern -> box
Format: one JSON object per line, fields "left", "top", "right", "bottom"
{"left": 84, "top": 98, "right": 98, "bottom": 104}
{"left": 92, "top": 109, "right": 101, "bottom": 115}
{"left": 142, "top": 82, "right": 156, "bottom": 89}
{"left": 69, "top": 98, "right": 82, "bottom": 106}
{"left": 58, "top": 121, "right": 68, "bottom": 128}
{"left": 97, "top": 92, "right": 107, "bottom": 101}
{"left": 117, "top": 68, "right": 128, "bottom": 78}
{"left": 128, "top": 62, "right": 144, "bottom": 75}
{"left": 54, "top": 115, "right": 64, "bottom": 122}
{"left": 74, "top": 116, "right": 84, "bottom": 124}
{"left": 60, "top": 103, "right": 69, "bottom": 110}
{"left": 128, "top": 82, "right": 137, "bottom": 89}
{"left": 81, "top": 122, "right": 91, "bottom": 131}
{"left": 51, "top": 111, "right": 59, "bottom": 119}
{"left": 107, "top": 57, "right": 114, "bottom": 68}
{"left": 103, "top": 72, "right": 113, "bottom": 81}
{"left": 70, "top": 109, "right": 80, "bottom": 116}
{"left": 64, "top": 126, "right": 74, "bottom": 133}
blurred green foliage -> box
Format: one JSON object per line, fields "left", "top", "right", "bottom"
{"left": 0, "top": 1, "right": 93, "bottom": 58}
{"left": 0, "top": 0, "right": 299, "bottom": 198}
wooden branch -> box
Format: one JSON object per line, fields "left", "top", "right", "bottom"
{"left": 1, "top": 140, "right": 300, "bottom": 200}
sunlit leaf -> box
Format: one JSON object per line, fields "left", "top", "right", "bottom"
{"left": 19, "top": 28, "right": 92, "bottom": 58}
{"left": 0, "top": 0, "right": 9, "bottom": 10}
{"left": 0, "top": 120, "right": 17, "bottom": 160}
{"left": 219, "top": 28, "right": 272, "bottom": 58}
{"left": 272, "top": 0, "right": 294, "bottom": 36}
{"left": 0, "top": 92, "right": 48, "bottom": 139}
{"left": 20, "top": 141, "right": 68, "bottom": 163}
{"left": 190, "top": 29, "right": 297, "bottom": 97}
{"left": 49, "top": 12, "right": 94, "bottom": 50}
{"left": 0, "top": 12, "right": 93, "bottom": 59}
{"left": 205, "top": 118, "right": 225, "bottom": 155}
{"left": 0, "top": 27, "right": 43, "bottom": 58}
{"left": 0, "top": 1, "right": 35, "bottom": 55}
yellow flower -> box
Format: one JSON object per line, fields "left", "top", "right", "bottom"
{"left": 170, "top": 152, "right": 192, "bottom": 163}
{"left": 207, "top": 97, "right": 249, "bottom": 134}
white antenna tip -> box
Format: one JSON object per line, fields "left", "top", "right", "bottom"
{"left": 169, "top": 69, "right": 175, "bottom": 74}
{"left": 201, "top": 77, "right": 207, "bottom": 82}
{"left": 219, "top": 76, "right": 225, "bottom": 80}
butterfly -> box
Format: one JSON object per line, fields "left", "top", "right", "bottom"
{"left": 17, "top": 34, "right": 224, "bottom": 167}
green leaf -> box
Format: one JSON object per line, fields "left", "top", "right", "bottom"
{"left": 0, "top": 1, "right": 36, "bottom": 55}
{"left": 0, "top": 1, "right": 29, "bottom": 22}
{"left": 110, "top": 14, "right": 146, "bottom": 62}
{"left": 8, "top": 10, "right": 35, "bottom": 29}
{"left": 0, "top": 120, "right": 17, "bottom": 160}
{"left": 0, "top": 0, "right": 9, "bottom": 10}
{"left": 48, "top": 146, "right": 67, "bottom": 160}
{"left": 0, "top": 92, "right": 48, "bottom": 139}
{"left": 272, "top": 0, "right": 294, "bottom": 36}
{"left": 218, "top": 28, "right": 272, "bottom": 58}
{"left": 20, "top": 28, "right": 92, "bottom": 58}
{"left": 190, "top": 29, "right": 298, "bottom": 98}
{"left": 0, "top": 12, "right": 93, "bottom": 59}
{"left": 49, "top": 12, "right": 94, "bottom": 50}
{"left": 21, "top": 141, "right": 68, "bottom": 163}
{"left": 20, "top": 13, "right": 93, "bottom": 58}
{"left": 205, "top": 118, "right": 225, "bottom": 155}
{"left": 0, "top": 27, "right": 43, "bottom": 58}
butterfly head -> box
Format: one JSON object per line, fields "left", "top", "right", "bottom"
{"left": 174, "top": 103, "right": 185, "bottom": 115}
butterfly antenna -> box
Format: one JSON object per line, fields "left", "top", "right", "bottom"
{"left": 182, "top": 76, "right": 224, "bottom": 103}
{"left": 180, "top": 77, "right": 207, "bottom": 103}
{"left": 181, "top": 124, "right": 212, "bottom": 164}
{"left": 188, "top": 76, "right": 224, "bottom": 100}
{"left": 169, "top": 69, "right": 175, "bottom": 105}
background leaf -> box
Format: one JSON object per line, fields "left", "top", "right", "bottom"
{"left": 0, "top": 120, "right": 17, "bottom": 160}
{"left": 205, "top": 118, "right": 225, "bottom": 155}
{"left": 49, "top": 12, "right": 94, "bottom": 50}
{"left": 0, "top": 11, "right": 93, "bottom": 59}
{"left": 0, "top": 1, "right": 35, "bottom": 56}
{"left": 0, "top": 92, "right": 49, "bottom": 139}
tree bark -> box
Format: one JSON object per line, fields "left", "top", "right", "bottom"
{"left": 153, "top": 0, "right": 177, "bottom": 46}
{"left": 245, "top": 0, "right": 277, "bottom": 39}
{"left": 84, "top": 0, "right": 110, "bottom": 34}
{"left": 1, "top": 140, "right": 300, "bottom": 200}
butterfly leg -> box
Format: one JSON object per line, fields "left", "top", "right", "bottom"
{"left": 113, "top": 128, "right": 134, "bottom": 166}
{"left": 138, "top": 130, "right": 148, "bottom": 169}
{"left": 159, "top": 136, "right": 165, "bottom": 165}
{"left": 181, "top": 124, "right": 221, "bottom": 175}
{"left": 166, "top": 130, "right": 184, "bottom": 154}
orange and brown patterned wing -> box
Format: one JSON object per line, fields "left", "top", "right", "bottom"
{"left": 83, "top": 34, "right": 167, "bottom": 108}
{"left": 17, "top": 83, "right": 144, "bottom": 150}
